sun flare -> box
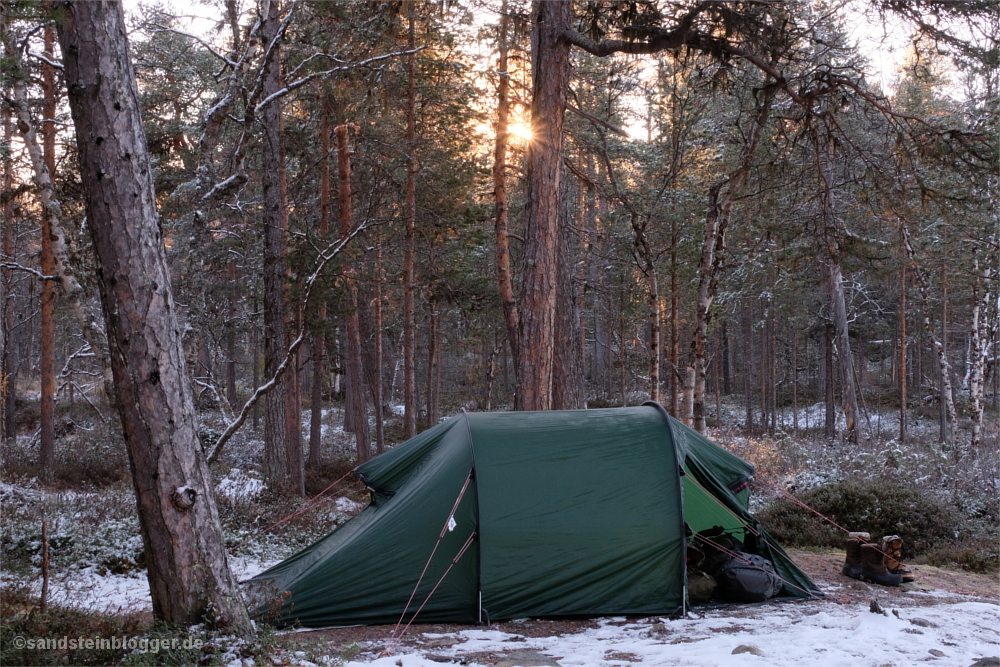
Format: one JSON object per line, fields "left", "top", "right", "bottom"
{"left": 507, "top": 122, "right": 533, "bottom": 143}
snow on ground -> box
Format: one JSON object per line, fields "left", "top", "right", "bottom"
{"left": 217, "top": 468, "right": 267, "bottom": 502}
{"left": 16, "top": 554, "right": 281, "bottom": 615}
{"left": 345, "top": 600, "right": 1000, "bottom": 667}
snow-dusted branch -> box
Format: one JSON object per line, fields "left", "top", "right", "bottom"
{"left": 0, "top": 261, "right": 57, "bottom": 280}
{"left": 254, "top": 48, "right": 425, "bottom": 115}
{"left": 206, "top": 223, "right": 367, "bottom": 464}
{"left": 26, "top": 49, "right": 62, "bottom": 69}
{"left": 153, "top": 25, "right": 236, "bottom": 68}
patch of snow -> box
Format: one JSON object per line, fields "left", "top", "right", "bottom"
{"left": 345, "top": 600, "right": 1000, "bottom": 667}
{"left": 335, "top": 497, "right": 363, "bottom": 514}
{"left": 217, "top": 469, "right": 266, "bottom": 502}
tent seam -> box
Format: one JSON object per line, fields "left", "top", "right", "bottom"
{"left": 461, "top": 409, "right": 484, "bottom": 624}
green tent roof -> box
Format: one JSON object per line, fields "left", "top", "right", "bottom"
{"left": 250, "top": 404, "right": 819, "bottom": 628}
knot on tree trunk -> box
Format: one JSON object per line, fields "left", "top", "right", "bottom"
{"left": 171, "top": 486, "right": 198, "bottom": 511}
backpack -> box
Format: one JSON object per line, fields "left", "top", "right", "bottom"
{"left": 714, "top": 553, "right": 783, "bottom": 602}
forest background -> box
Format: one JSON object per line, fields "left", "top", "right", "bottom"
{"left": 0, "top": 0, "right": 998, "bottom": 650}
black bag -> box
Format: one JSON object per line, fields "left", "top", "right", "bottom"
{"left": 714, "top": 553, "right": 783, "bottom": 602}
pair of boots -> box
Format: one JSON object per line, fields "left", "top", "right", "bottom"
{"left": 842, "top": 532, "right": 914, "bottom": 586}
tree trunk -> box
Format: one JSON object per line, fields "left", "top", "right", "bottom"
{"left": 815, "top": 114, "right": 860, "bottom": 445}
{"left": 372, "top": 230, "right": 385, "bottom": 455}
{"left": 899, "top": 264, "right": 907, "bottom": 445}
{"left": 251, "top": 290, "right": 260, "bottom": 431}
{"left": 493, "top": 0, "right": 520, "bottom": 389}
{"left": 309, "top": 99, "right": 332, "bottom": 469}
{"left": 552, "top": 196, "right": 585, "bottom": 410}
{"left": 792, "top": 330, "right": 799, "bottom": 434}
{"left": 6, "top": 26, "right": 114, "bottom": 405}
{"left": 337, "top": 124, "right": 370, "bottom": 462}
{"left": 1, "top": 77, "right": 15, "bottom": 442}
{"left": 939, "top": 278, "right": 950, "bottom": 444}
{"left": 403, "top": 7, "right": 418, "bottom": 437}
{"left": 518, "top": 0, "right": 571, "bottom": 411}
{"left": 968, "top": 252, "right": 996, "bottom": 449}
{"left": 261, "top": 0, "right": 290, "bottom": 492}
{"left": 56, "top": 0, "right": 252, "bottom": 633}
{"left": 426, "top": 298, "right": 440, "bottom": 426}
{"left": 686, "top": 89, "right": 774, "bottom": 433}
{"left": 824, "top": 325, "right": 836, "bottom": 439}
{"left": 225, "top": 262, "right": 238, "bottom": 409}
{"left": 669, "top": 217, "right": 679, "bottom": 416}
{"left": 39, "top": 26, "right": 57, "bottom": 480}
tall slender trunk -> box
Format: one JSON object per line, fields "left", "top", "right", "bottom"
{"left": 225, "top": 261, "right": 238, "bottom": 409}
{"left": 632, "top": 215, "right": 659, "bottom": 403}
{"left": 373, "top": 230, "right": 385, "bottom": 455}
{"left": 968, "top": 251, "right": 997, "bottom": 449}
{"left": 685, "top": 89, "right": 774, "bottom": 432}
{"left": 57, "top": 0, "right": 251, "bottom": 633}
{"left": 792, "top": 330, "right": 799, "bottom": 434}
{"left": 6, "top": 25, "right": 113, "bottom": 404}
{"left": 1, "top": 87, "right": 15, "bottom": 441}
{"left": 899, "top": 264, "right": 907, "bottom": 444}
{"left": 251, "top": 289, "right": 260, "bottom": 431}
{"left": 426, "top": 298, "right": 440, "bottom": 426}
{"left": 553, "top": 187, "right": 585, "bottom": 409}
{"left": 518, "top": 0, "right": 571, "bottom": 411}
{"left": 493, "top": 0, "right": 520, "bottom": 387}
{"left": 39, "top": 26, "right": 56, "bottom": 479}
{"left": 261, "top": 0, "right": 290, "bottom": 492}
{"left": 824, "top": 325, "right": 836, "bottom": 439}
{"left": 309, "top": 99, "right": 332, "bottom": 468}
{"left": 403, "top": 7, "right": 418, "bottom": 437}
{"left": 816, "top": 116, "right": 860, "bottom": 445}
{"left": 669, "top": 217, "right": 679, "bottom": 416}
{"left": 337, "top": 124, "right": 369, "bottom": 462}
{"left": 939, "top": 277, "right": 950, "bottom": 444}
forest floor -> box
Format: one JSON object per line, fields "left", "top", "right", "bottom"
{"left": 271, "top": 548, "right": 999, "bottom": 667}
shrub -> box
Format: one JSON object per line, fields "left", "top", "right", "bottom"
{"left": 757, "top": 477, "right": 963, "bottom": 555}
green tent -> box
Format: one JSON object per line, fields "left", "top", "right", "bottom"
{"left": 250, "top": 403, "right": 819, "bottom": 628}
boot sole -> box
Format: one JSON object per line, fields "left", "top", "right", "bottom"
{"left": 860, "top": 570, "right": 903, "bottom": 586}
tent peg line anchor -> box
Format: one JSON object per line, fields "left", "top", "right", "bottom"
{"left": 386, "top": 471, "right": 475, "bottom": 646}
{"left": 381, "top": 528, "right": 478, "bottom": 658}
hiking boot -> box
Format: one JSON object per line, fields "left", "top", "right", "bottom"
{"left": 859, "top": 543, "right": 902, "bottom": 586}
{"left": 841, "top": 532, "right": 869, "bottom": 580}
{"left": 881, "top": 535, "right": 915, "bottom": 583}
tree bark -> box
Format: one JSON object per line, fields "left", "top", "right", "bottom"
{"left": 493, "top": 0, "right": 520, "bottom": 390}
{"left": 56, "top": 0, "right": 252, "bottom": 633}
{"left": 1, "top": 73, "right": 15, "bottom": 442}
{"left": 968, "top": 251, "right": 997, "bottom": 449}
{"left": 426, "top": 298, "right": 440, "bottom": 426}
{"left": 518, "top": 0, "right": 571, "bottom": 411}
{"left": 899, "top": 264, "right": 907, "bottom": 444}
{"left": 261, "top": 0, "right": 291, "bottom": 492}
{"left": 552, "top": 195, "right": 585, "bottom": 409}
{"left": 39, "top": 26, "right": 56, "bottom": 479}
{"left": 337, "top": 124, "right": 370, "bottom": 462}
{"left": 684, "top": 88, "right": 774, "bottom": 433}
{"left": 815, "top": 114, "right": 860, "bottom": 445}
{"left": 372, "top": 230, "right": 385, "bottom": 455}
{"left": 939, "top": 277, "right": 950, "bottom": 444}
{"left": 824, "top": 325, "right": 836, "bottom": 439}
{"left": 6, "top": 26, "right": 114, "bottom": 404}
{"left": 403, "top": 6, "right": 418, "bottom": 437}
{"left": 309, "top": 98, "right": 332, "bottom": 469}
